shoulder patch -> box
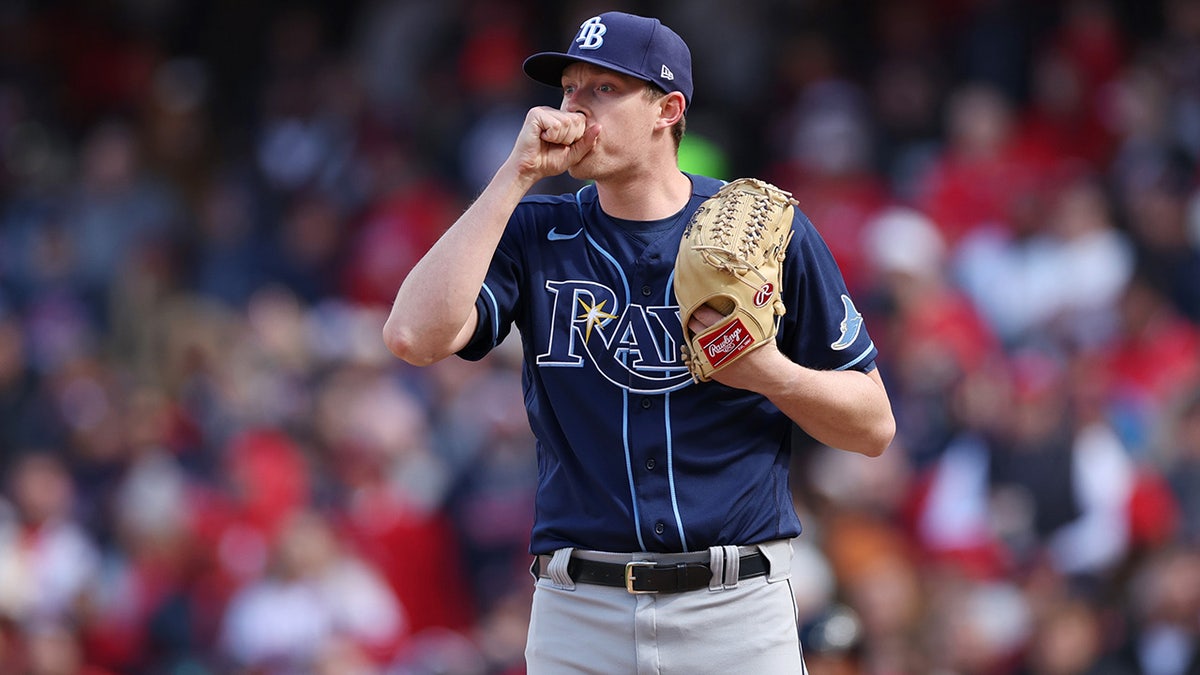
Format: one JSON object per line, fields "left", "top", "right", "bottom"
{"left": 830, "top": 294, "right": 863, "bottom": 351}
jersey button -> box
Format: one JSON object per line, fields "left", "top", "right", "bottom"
{"left": 640, "top": 397, "right": 652, "bottom": 409}
{"left": 641, "top": 285, "right": 652, "bottom": 296}
{"left": 654, "top": 522, "right": 665, "bottom": 535}
{"left": 645, "top": 458, "right": 656, "bottom": 471}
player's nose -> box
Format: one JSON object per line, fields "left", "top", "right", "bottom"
{"left": 561, "top": 90, "right": 586, "bottom": 115}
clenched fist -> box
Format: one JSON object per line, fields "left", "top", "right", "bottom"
{"left": 509, "top": 106, "right": 600, "bottom": 181}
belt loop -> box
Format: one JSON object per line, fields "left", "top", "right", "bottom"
{"left": 759, "top": 538, "right": 794, "bottom": 583}
{"left": 547, "top": 547, "right": 575, "bottom": 590}
{"left": 707, "top": 545, "right": 726, "bottom": 591}
{"left": 707, "top": 544, "right": 742, "bottom": 590}
{"left": 722, "top": 545, "right": 740, "bottom": 587}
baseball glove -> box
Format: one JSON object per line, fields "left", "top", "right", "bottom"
{"left": 675, "top": 178, "right": 797, "bottom": 382}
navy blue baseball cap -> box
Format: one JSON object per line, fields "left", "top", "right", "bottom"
{"left": 523, "top": 12, "right": 693, "bottom": 108}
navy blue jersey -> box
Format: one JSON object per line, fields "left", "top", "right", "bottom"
{"left": 459, "top": 173, "right": 877, "bottom": 554}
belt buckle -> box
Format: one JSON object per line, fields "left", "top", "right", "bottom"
{"left": 624, "top": 561, "right": 657, "bottom": 594}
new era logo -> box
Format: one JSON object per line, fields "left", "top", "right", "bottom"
{"left": 660, "top": 64, "right": 674, "bottom": 81}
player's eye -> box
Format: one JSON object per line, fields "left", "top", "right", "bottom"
{"left": 562, "top": 84, "right": 576, "bottom": 95}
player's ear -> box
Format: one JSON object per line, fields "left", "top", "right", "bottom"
{"left": 658, "top": 91, "right": 685, "bottom": 128}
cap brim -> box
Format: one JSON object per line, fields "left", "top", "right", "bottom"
{"left": 523, "top": 51, "right": 653, "bottom": 90}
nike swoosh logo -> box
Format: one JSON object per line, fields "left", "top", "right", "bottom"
{"left": 547, "top": 228, "right": 582, "bottom": 241}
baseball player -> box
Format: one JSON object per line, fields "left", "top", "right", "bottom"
{"left": 383, "top": 11, "right": 894, "bottom": 674}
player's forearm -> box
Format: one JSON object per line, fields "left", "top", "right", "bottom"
{"left": 383, "top": 162, "right": 536, "bottom": 365}
{"left": 755, "top": 353, "right": 895, "bottom": 456}
{"left": 785, "top": 368, "right": 894, "bottom": 456}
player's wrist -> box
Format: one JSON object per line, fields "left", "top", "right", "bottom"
{"left": 495, "top": 157, "right": 544, "bottom": 195}
{"left": 705, "top": 343, "right": 791, "bottom": 396}
{"left": 743, "top": 346, "right": 798, "bottom": 396}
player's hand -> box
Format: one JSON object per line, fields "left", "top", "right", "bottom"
{"left": 509, "top": 106, "right": 600, "bottom": 181}
{"left": 684, "top": 304, "right": 724, "bottom": 338}
{"left": 686, "top": 304, "right": 789, "bottom": 393}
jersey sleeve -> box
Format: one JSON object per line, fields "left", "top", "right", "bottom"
{"left": 777, "top": 209, "right": 878, "bottom": 373}
{"left": 456, "top": 218, "right": 525, "bottom": 362}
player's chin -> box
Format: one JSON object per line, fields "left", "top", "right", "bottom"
{"left": 567, "top": 155, "right": 601, "bottom": 181}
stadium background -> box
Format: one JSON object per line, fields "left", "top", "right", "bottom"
{"left": 0, "top": 0, "right": 1198, "bottom": 673}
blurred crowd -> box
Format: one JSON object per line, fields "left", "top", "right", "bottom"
{"left": 0, "top": 0, "right": 1197, "bottom": 673}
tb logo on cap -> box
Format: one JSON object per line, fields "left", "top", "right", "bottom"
{"left": 575, "top": 16, "right": 607, "bottom": 50}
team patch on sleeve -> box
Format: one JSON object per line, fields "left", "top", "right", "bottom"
{"left": 830, "top": 294, "right": 863, "bottom": 351}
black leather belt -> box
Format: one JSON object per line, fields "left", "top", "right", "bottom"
{"left": 534, "top": 552, "right": 769, "bottom": 594}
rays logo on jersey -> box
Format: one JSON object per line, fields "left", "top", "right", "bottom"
{"left": 536, "top": 279, "right": 693, "bottom": 394}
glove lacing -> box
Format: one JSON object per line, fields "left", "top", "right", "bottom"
{"left": 690, "top": 245, "right": 772, "bottom": 292}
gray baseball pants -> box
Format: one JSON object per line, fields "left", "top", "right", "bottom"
{"left": 525, "top": 538, "right": 809, "bottom": 674}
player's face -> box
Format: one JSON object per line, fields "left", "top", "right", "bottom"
{"left": 560, "top": 63, "right": 663, "bottom": 180}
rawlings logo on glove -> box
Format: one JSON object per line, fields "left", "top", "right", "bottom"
{"left": 675, "top": 178, "right": 796, "bottom": 382}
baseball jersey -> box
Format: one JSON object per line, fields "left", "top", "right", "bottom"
{"left": 459, "top": 173, "right": 877, "bottom": 555}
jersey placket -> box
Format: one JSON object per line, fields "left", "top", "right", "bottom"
{"left": 625, "top": 243, "right": 688, "bottom": 551}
